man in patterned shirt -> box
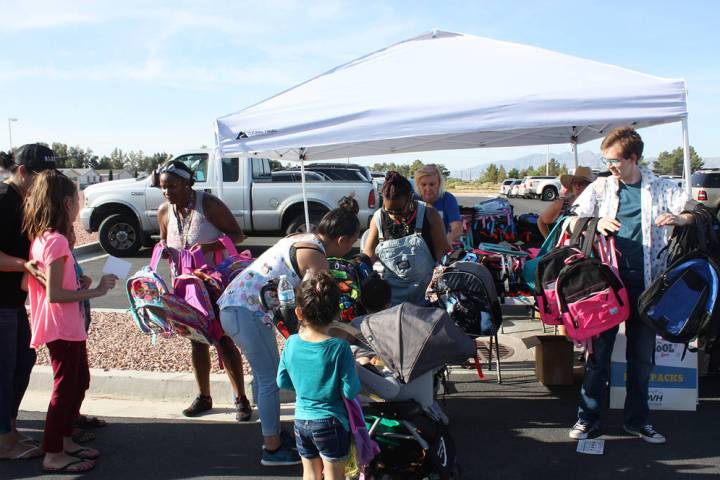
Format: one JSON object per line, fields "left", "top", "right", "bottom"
{"left": 568, "top": 127, "right": 693, "bottom": 444}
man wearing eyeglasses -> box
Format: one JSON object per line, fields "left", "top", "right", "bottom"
{"left": 567, "top": 127, "right": 693, "bottom": 445}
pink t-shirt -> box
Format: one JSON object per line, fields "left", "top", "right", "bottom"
{"left": 28, "top": 231, "right": 85, "bottom": 348}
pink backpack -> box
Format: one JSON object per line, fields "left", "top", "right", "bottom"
{"left": 190, "top": 235, "right": 253, "bottom": 289}
{"left": 165, "top": 249, "right": 224, "bottom": 345}
{"left": 556, "top": 219, "right": 630, "bottom": 342}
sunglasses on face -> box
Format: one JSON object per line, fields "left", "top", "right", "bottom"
{"left": 601, "top": 156, "right": 624, "bottom": 165}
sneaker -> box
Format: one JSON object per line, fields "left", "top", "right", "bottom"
{"left": 182, "top": 395, "right": 212, "bottom": 417}
{"left": 569, "top": 420, "right": 600, "bottom": 440}
{"left": 235, "top": 396, "right": 252, "bottom": 422}
{"left": 623, "top": 424, "right": 667, "bottom": 444}
{"left": 260, "top": 445, "right": 301, "bottom": 466}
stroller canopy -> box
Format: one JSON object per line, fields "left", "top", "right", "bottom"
{"left": 359, "top": 303, "right": 476, "bottom": 383}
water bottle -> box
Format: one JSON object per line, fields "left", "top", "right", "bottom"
{"left": 278, "top": 275, "right": 295, "bottom": 308}
{"left": 277, "top": 275, "right": 298, "bottom": 334}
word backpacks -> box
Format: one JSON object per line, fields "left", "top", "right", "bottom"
{"left": 639, "top": 204, "right": 720, "bottom": 350}
{"left": 328, "top": 257, "right": 368, "bottom": 322}
{"left": 534, "top": 217, "right": 593, "bottom": 326}
{"left": 434, "top": 261, "right": 502, "bottom": 337}
{"left": 555, "top": 219, "right": 630, "bottom": 342}
{"left": 126, "top": 242, "right": 174, "bottom": 342}
{"left": 167, "top": 248, "right": 224, "bottom": 345}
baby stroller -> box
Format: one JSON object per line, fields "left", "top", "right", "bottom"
{"left": 330, "top": 303, "right": 475, "bottom": 479}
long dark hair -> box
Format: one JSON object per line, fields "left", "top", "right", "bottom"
{"left": 23, "top": 170, "right": 77, "bottom": 240}
{"left": 0, "top": 151, "right": 16, "bottom": 172}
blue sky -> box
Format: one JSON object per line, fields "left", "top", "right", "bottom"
{"left": 1, "top": 0, "right": 718, "bottom": 170}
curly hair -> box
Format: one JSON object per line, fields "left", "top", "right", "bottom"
{"left": 23, "top": 170, "right": 78, "bottom": 240}
{"left": 381, "top": 171, "right": 412, "bottom": 200}
{"left": 296, "top": 271, "right": 341, "bottom": 328}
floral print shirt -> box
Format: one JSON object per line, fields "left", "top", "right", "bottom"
{"left": 572, "top": 166, "right": 689, "bottom": 288}
{"left": 217, "top": 234, "right": 324, "bottom": 326}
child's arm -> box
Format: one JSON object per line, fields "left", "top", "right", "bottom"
{"left": 339, "top": 343, "right": 361, "bottom": 400}
{"left": 46, "top": 257, "right": 116, "bottom": 303}
{"left": 276, "top": 348, "right": 295, "bottom": 391}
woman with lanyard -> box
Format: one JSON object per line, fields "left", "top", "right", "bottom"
{"left": 156, "top": 161, "right": 251, "bottom": 422}
{"left": 217, "top": 198, "right": 360, "bottom": 467}
{"left": 414, "top": 164, "right": 463, "bottom": 245}
{"left": 362, "top": 171, "right": 450, "bottom": 306}
{"left": 0, "top": 146, "right": 54, "bottom": 461}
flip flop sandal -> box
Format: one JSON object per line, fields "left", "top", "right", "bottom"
{"left": 43, "top": 458, "right": 95, "bottom": 473}
{"left": 74, "top": 415, "right": 108, "bottom": 429}
{"left": 66, "top": 447, "right": 100, "bottom": 460}
{"left": 71, "top": 428, "right": 96, "bottom": 444}
{"left": 0, "top": 444, "right": 43, "bottom": 460}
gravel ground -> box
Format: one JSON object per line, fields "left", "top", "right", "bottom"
{"left": 35, "top": 311, "right": 287, "bottom": 375}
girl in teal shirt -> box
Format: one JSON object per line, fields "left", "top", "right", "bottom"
{"left": 277, "top": 272, "right": 360, "bottom": 480}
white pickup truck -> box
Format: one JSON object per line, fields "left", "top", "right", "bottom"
{"left": 520, "top": 176, "right": 562, "bottom": 201}
{"left": 80, "top": 150, "right": 378, "bottom": 256}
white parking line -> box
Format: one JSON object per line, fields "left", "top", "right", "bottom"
{"left": 78, "top": 253, "right": 109, "bottom": 265}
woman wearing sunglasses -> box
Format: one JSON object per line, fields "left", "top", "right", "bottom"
{"left": 156, "top": 160, "right": 251, "bottom": 422}
{"left": 361, "top": 171, "right": 450, "bottom": 306}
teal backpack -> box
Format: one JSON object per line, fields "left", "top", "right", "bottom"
{"left": 521, "top": 217, "right": 571, "bottom": 291}
{"left": 126, "top": 243, "right": 174, "bottom": 342}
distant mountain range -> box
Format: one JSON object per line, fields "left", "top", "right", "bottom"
{"left": 450, "top": 152, "right": 720, "bottom": 179}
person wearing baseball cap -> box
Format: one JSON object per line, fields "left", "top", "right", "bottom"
{"left": 0, "top": 144, "right": 56, "bottom": 460}
{"left": 537, "top": 166, "right": 594, "bottom": 238}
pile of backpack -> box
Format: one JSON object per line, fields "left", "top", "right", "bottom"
{"left": 126, "top": 236, "right": 253, "bottom": 346}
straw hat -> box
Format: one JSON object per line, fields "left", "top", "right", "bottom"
{"left": 560, "top": 166, "right": 594, "bottom": 189}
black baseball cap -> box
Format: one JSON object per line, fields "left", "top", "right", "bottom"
{"left": 14, "top": 143, "right": 58, "bottom": 172}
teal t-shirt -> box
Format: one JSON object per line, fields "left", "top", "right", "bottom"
{"left": 615, "top": 180, "right": 644, "bottom": 290}
{"left": 277, "top": 334, "right": 360, "bottom": 430}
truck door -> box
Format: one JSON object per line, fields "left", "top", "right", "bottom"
{"left": 219, "top": 157, "right": 247, "bottom": 230}
{"left": 146, "top": 153, "right": 210, "bottom": 231}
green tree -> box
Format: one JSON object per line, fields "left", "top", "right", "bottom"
{"left": 508, "top": 168, "right": 520, "bottom": 179}
{"left": 51, "top": 143, "right": 69, "bottom": 167}
{"left": 547, "top": 158, "right": 561, "bottom": 176}
{"left": 498, "top": 166, "right": 507, "bottom": 182}
{"left": 108, "top": 169, "right": 114, "bottom": 181}
{"left": 653, "top": 146, "right": 703, "bottom": 175}
{"left": 482, "top": 163, "right": 499, "bottom": 183}
{"left": 109, "top": 148, "right": 126, "bottom": 170}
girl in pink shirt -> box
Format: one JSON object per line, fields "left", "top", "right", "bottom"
{"left": 24, "top": 170, "right": 116, "bottom": 474}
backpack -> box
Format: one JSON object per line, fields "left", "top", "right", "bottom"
{"left": 166, "top": 249, "right": 224, "bottom": 345}
{"left": 328, "top": 257, "right": 367, "bottom": 323}
{"left": 126, "top": 243, "right": 174, "bottom": 342}
{"left": 434, "top": 261, "right": 502, "bottom": 336}
{"left": 522, "top": 216, "right": 571, "bottom": 292}
{"left": 533, "top": 217, "right": 592, "bottom": 326}
{"left": 555, "top": 220, "right": 630, "bottom": 342}
{"left": 639, "top": 205, "right": 720, "bottom": 351}
{"left": 189, "top": 235, "right": 254, "bottom": 289}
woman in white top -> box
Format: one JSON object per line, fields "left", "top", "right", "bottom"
{"left": 156, "top": 161, "right": 250, "bottom": 421}
{"left": 218, "top": 198, "right": 360, "bottom": 467}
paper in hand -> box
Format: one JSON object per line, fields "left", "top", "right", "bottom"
{"left": 102, "top": 256, "right": 133, "bottom": 280}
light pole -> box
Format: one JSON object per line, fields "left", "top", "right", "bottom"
{"left": 8, "top": 118, "right": 18, "bottom": 151}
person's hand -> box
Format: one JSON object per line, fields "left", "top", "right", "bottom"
{"left": 596, "top": 217, "right": 621, "bottom": 236}
{"left": 655, "top": 212, "right": 691, "bottom": 228}
{"left": 95, "top": 274, "right": 118, "bottom": 295}
{"left": 24, "top": 260, "right": 46, "bottom": 287}
{"left": 79, "top": 275, "right": 92, "bottom": 290}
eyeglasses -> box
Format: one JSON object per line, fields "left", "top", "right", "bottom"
{"left": 601, "top": 156, "right": 624, "bottom": 165}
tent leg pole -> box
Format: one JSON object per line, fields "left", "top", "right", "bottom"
{"left": 300, "top": 151, "right": 311, "bottom": 232}
{"left": 572, "top": 143, "right": 578, "bottom": 169}
{"left": 682, "top": 118, "right": 691, "bottom": 194}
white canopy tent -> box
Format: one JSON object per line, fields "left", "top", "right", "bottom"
{"left": 215, "top": 30, "right": 691, "bottom": 230}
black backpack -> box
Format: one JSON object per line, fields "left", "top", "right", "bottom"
{"left": 638, "top": 204, "right": 720, "bottom": 352}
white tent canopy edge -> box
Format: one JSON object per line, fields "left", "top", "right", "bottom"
{"left": 214, "top": 30, "right": 691, "bottom": 231}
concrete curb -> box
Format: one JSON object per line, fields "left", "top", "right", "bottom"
{"left": 73, "top": 242, "right": 103, "bottom": 256}
{"left": 27, "top": 365, "right": 296, "bottom": 406}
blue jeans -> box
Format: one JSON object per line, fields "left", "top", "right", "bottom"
{"left": 0, "top": 308, "right": 37, "bottom": 433}
{"left": 294, "top": 417, "right": 350, "bottom": 462}
{"left": 220, "top": 306, "right": 280, "bottom": 437}
{"left": 577, "top": 287, "right": 656, "bottom": 429}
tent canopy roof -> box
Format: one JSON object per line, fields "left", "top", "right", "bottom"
{"left": 216, "top": 30, "right": 687, "bottom": 161}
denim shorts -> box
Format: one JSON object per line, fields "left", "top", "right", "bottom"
{"left": 294, "top": 417, "right": 350, "bottom": 462}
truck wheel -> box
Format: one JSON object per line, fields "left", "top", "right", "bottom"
{"left": 285, "top": 211, "right": 325, "bottom": 235}
{"left": 99, "top": 213, "right": 143, "bottom": 257}
{"left": 541, "top": 187, "right": 558, "bottom": 201}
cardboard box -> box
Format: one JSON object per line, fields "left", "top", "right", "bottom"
{"left": 524, "top": 335, "right": 575, "bottom": 385}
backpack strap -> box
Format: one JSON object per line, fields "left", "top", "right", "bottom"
{"left": 568, "top": 217, "right": 592, "bottom": 248}
{"left": 415, "top": 201, "right": 427, "bottom": 233}
{"left": 373, "top": 209, "right": 384, "bottom": 243}
{"left": 580, "top": 218, "right": 600, "bottom": 259}
{"left": 150, "top": 242, "right": 166, "bottom": 271}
